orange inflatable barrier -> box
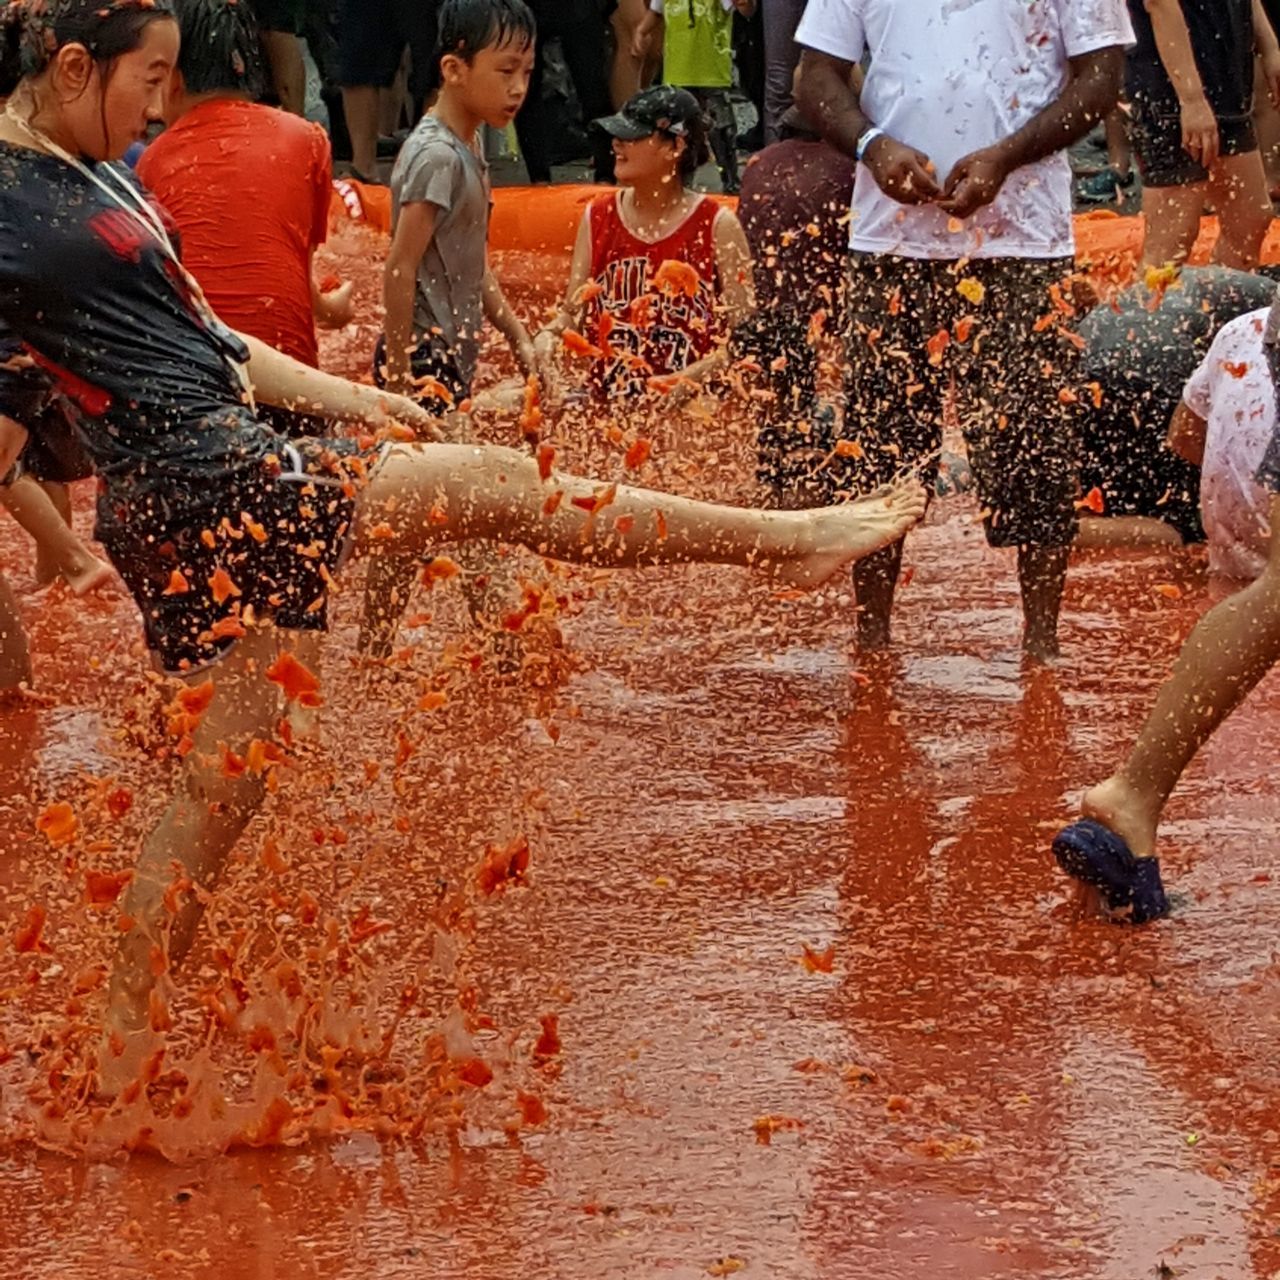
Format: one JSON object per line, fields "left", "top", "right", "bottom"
{"left": 330, "top": 183, "right": 1280, "bottom": 283}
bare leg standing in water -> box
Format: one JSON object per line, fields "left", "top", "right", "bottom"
{"left": 1054, "top": 290, "right": 1280, "bottom": 921}
{"left": 1, "top": 474, "right": 113, "bottom": 594}
{"left": 0, "top": 569, "right": 31, "bottom": 693}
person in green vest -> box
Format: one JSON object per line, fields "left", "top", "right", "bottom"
{"left": 632, "top": 0, "right": 757, "bottom": 193}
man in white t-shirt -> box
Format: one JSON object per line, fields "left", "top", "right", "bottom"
{"left": 1171, "top": 308, "right": 1277, "bottom": 580}
{"left": 794, "top": 0, "right": 1133, "bottom": 660}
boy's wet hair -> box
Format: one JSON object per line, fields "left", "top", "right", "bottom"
{"left": 1, "top": 0, "right": 175, "bottom": 81}
{"left": 435, "top": 0, "right": 536, "bottom": 67}
{"left": 170, "top": 0, "right": 266, "bottom": 100}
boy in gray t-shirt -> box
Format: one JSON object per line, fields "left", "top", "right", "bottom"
{"left": 378, "top": 0, "right": 541, "bottom": 406}
{"left": 365, "top": 0, "right": 542, "bottom": 661}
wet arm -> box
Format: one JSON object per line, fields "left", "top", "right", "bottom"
{"left": 483, "top": 267, "right": 537, "bottom": 378}
{"left": 311, "top": 255, "right": 355, "bottom": 331}
{"left": 383, "top": 201, "right": 438, "bottom": 395}
{"left": 541, "top": 212, "right": 595, "bottom": 340}
{"left": 794, "top": 48, "right": 872, "bottom": 160}
{"left": 632, "top": 9, "right": 661, "bottom": 58}
{"left": 940, "top": 46, "right": 1124, "bottom": 216}
{"left": 1146, "top": 0, "right": 1210, "bottom": 108}
{"left": 796, "top": 48, "right": 940, "bottom": 203}
{"left": 1254, "top": 0, "right": 1280, "bottom": 105}
{"left": 1167, "top": 400, "right": 1208, "bottom": 466}
{"left": 672, "top": 209, "right": 757, "bottom": 385}
{"left": 238, "top": 332, "right": 443, "bottom": 440}
{"left": 991, "top": 47, "right": 1124, "bottom": 168}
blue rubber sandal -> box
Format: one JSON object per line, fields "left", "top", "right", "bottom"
{"left": 1052, "top": 819, "right": 1170, "bottom": 924}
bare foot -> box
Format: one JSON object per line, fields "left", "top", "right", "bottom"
{"left": 1022, "top": 633, "right": 1061, "bottom": 665}
{"left": 777, "top": 481, "right": 928, "bottom": 589}
{"left": 1081, "top": 775, "right": 1159, "bottom": 859}
{"left": 61, "top": 555, "right": 116, "bottom": 597}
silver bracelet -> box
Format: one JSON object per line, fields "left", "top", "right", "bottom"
{"left": 856, "top": 126, "right": 885, "bottom": 162}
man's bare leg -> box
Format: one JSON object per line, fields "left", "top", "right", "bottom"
{"left": 1082, "top": 495, "right": 1280, "bottom": 858}
{"left": 1019, "top": 545, "right": 1070, "bottom": 662}
{"left": 354, "top": 443, "right": 929, "bottom": 586}
{"left": 341, "top": 85, "right": 380, "bottom": 178}
{"left": 852, "top": 538, "right": 905, "bottom": 651}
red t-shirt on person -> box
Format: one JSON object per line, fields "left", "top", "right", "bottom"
{"left": 583, "top": 192, "right": 724, "bottom": 399}
{"left": 138, "top": 98, "right": 331, "bottom": 368}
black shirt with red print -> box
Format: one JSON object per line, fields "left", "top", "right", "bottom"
{"left": 0, "top": 143, "right": 279, "bottom": 514}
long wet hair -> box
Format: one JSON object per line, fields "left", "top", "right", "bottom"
{"left": 170, "top": 0, "right": 265, "bottom": 99}
{"left": 2, "top": 0, "right": 175, "bottom": 81}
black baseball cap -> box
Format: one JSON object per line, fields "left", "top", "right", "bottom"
{"left": 594, "top": 86, "right": 703, "bottom": 141}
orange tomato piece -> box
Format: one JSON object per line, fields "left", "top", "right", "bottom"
{"left": 36, "top": 802, "right": 78, "bottom": 847}
{"left": 264, "top": 652, "right": 323, "bottom": 707}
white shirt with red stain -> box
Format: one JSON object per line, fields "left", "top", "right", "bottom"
{"left": 795, "top": 0, "right": 1134, "bottom": 261}
{"left": 1183, "top": 309, "right": 1276, "bottom": 582}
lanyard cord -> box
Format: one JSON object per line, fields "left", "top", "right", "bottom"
{"left": 2, "top": 105, "right": 255, "bottom": 407}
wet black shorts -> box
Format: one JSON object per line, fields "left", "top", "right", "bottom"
{"left": 338, "top": 0, "right": 441, "bottom": 99}
{"left": 1130, "top": 99, "right": 1258, "bottom": 188}
{"left": 101, "top": 437, "right": 376, "bottom": 674}
{"left": 372, "top": 334, "right": 470, "bottom": 407}
{"left": 16, "top": 411, "right": 95, "bottom": 486}
{"left": 841, "top": 253, "right": 1080, "bottom": 549}
{"left": 253, "top": 0, "right": 306, "bottom": 35}
{"left": 1077, "top": 391, "right": 1205, "bottom": 543}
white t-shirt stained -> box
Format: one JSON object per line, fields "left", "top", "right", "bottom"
{"left": 795, "top": 0, "right": 1134, "bottom": 260}
{"left": 1183, "top": 309, "right": 1276, "bottom": 581}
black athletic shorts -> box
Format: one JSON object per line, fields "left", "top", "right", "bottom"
{"left": 338, "top": 0, "right": 441, "bottom": 100}
{"left": 253, "top": 0, "right": 306, "bottom": 35}
{"left": 100, "top": 436, "right": 376, "bottom": 674}
{"left": 1130, "top": 99, "right": 1258, "bottom": 188}
{"left": 841, "top": 253, "right": 1081, "bottom": 549}
{"left": 372, "top": 334, "right": 470, "bottom": 407}
{"left": 1076, "top": 391, "right": 1205, "bottom": 543}
{"left": 15, "top": 406, "right": 94, "bottom": 486}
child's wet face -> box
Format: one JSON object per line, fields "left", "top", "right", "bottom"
{"left": 457, "top": 38, "right": 536, "bottom": 129}
{"left": 613, "top": 133, "right": 681, "bottom": 186}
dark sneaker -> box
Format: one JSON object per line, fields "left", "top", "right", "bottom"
{"left": 1077, "top": 168, "right": 1135, "bottom": 205}
{"left": 1052, "top": 818, "right": 1171, "bottom": 924}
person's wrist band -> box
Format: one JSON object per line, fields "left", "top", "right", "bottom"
{"left": 856, "top": 126, "right": 885, "bottom": 162}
